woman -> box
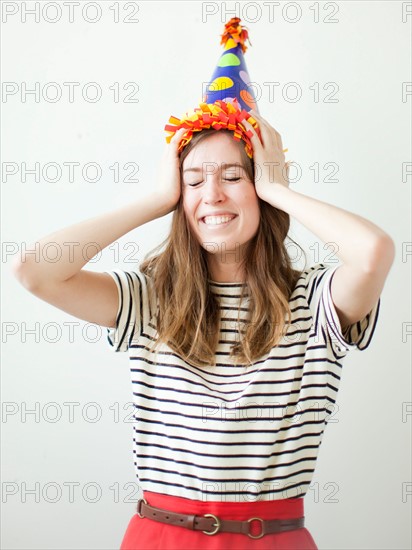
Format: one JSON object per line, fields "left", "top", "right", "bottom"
{"left": 12, "top": 107, "right": 394, "bottom": 549}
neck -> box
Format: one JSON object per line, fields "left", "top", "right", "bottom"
{"left": 207, "top": 254, "right": 246, "bottom": 283}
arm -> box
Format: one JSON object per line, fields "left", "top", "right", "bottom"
{"left": 12, "top": 192, "right": 174, "bottom": 288}
{"left": 11, "top": 193, "right": 175, "bottom": 329}
{"left": 243, "top": 112, "right": 395, "bottom": 331}
{"left": 265, "top": 186, "right": 394, "bottom": 331}
{"left": 12, "top": 127, "right": 187, "bottom": 329}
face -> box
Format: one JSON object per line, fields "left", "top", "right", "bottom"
{"left": 181, "top": 132, "right": 260, "bottom": 261}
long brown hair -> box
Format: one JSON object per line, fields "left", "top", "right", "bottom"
{"left": 139, "top": 128, "right": 306, "bottom": 368}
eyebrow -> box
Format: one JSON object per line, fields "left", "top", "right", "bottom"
{"left": 182, "top": 162, "right": 244, "bottom": 174}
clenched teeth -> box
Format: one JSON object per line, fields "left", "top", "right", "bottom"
{"left": 203, "top": 215, "right": 236, "bottom": 225}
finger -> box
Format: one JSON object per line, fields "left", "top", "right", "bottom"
{"left": 167, "top": 128, "right": 188, "bottom": 157}
{"left": 250, "top": 110, "right": 282, "bottom": 143}
{"left": 277, "top": 132, "right": 284, "bottom": 151}
{"left": 249, "top": 109, "right": 262, "bottom": 120}
{"left": 170, "top": 127, "right": 187, "bottom": 144}
{"left": 242, "top": 117, "right": 263, "bottom": 147}
{"left": 249, "top": 109, "right": 270, "bottom": 129}
{"left": 285, "top": 161, "right": 292, "bottom": 186}
{"left": 262, "top": 122, "right": 281, "bottom": 150}
{"left": 249, "top": 117, "right": 279, "bottom": 150}
{"left": 249, "top": 112, "right": 288, "bottom": 159}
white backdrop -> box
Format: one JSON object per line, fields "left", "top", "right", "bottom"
{"left": 2, "top": 1, "right": 411, "bottom": 549}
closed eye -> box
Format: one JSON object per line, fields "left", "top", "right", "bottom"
{"left": 187, "top": 177, "right": 241, "bottom": 187}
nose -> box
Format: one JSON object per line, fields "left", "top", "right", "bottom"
{"left": 202, "top": 177, "right": 226, "bottom": 204}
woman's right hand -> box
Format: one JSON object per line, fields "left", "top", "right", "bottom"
{"left": 156, "top": 127, "right": 187, "bottom": 214}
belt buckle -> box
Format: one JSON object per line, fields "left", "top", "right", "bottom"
{"left": 247, "top": 517, "right": 265, "bottom": 539}
{"left": 136, "top": 498, "right": 148, "bottom": 518}
{"left": 202, "top": 513, "right": 221, "bottom": 535}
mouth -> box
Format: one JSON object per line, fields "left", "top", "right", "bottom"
{"left": 200, "top": 214, "right": 238, "bottom": 227}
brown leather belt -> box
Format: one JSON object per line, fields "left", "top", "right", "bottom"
{"left": 136, "top": 498, "right": 305, "bottom": 539}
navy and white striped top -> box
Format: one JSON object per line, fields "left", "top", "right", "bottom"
{"left": 104, "top": 263, "right": 380, "bottom": 502}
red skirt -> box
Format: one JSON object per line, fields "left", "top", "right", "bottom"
{"left": 120, "top": 491, "right": 318, "bottom": 550}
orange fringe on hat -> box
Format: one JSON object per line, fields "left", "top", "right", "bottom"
{"left": 164, "top": 98, "right": 261, "bottom": 159}
{"left": 220, "top": 16, "right": 251, "bottom": 53}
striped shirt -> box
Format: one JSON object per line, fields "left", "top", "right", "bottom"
{"left": 104, "top": 263, "right": 380, "bottom": 502}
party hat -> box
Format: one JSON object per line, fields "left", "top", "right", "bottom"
{"left": 203, "top": 17, "right": 259, "bottom": 112}
{"left": 164, "top": 17, "right": 261, "bottom": 159}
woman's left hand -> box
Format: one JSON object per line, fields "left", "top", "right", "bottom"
{"left": 242, "top": 110, "right": 291, "bottom": 204}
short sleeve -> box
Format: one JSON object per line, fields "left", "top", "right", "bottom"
{"left": 304, "top": 263, "right": 381, "bottom": 353}
{"left": 104, "top": 269, "right": 141, "bottom": 352}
